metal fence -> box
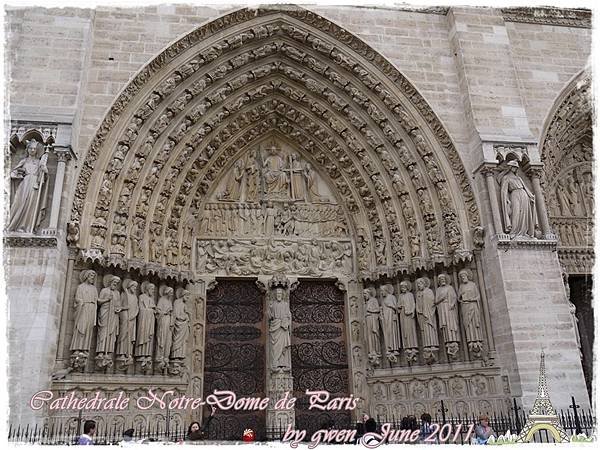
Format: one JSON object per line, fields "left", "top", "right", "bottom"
{"left": 8, "top": 398, "right": 596, "bottom": 444}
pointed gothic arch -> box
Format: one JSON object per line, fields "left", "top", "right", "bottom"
{"left": 68, "top": 6, "right": 481, "bottom": 281}
{"left": 539, "top": 69, "right": 593, "bottom": 275}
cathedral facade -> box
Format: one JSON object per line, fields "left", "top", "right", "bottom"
{"left": 5, "top": 3, "right": 593, "bottom": 439}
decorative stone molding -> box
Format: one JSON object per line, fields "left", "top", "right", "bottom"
{"left": 501, "top": 7, "right": 591, "bottom": 29}
{"left": 68, "top": 5, "right": 481, "bottom": 281}
{"left": 540, "top": 71, "right": 593, "bottom": 274}
{"left": 10, "top": 122, "right": 57, "bottom": 145}
{"left": 494, "top": 235, "right": 558, "bottom": 250}
{"left": 3, "top": 234, "right": 58, "bottom": 247}
{"left": 368, "top": 364, "right": 509, "bottom": 418}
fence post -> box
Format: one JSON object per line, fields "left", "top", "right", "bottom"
{"left": 569, "top": 396, "right": 582, "bottom": 435}
{"left": 439, "top": 399, "right": 447, "bottom": 424}
{"left": 511, "top": 398, "right": 522, "bottom": 432}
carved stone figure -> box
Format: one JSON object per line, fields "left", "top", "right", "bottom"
{"left": 96, "top": 274, "right": 121, "bottom": 368}
{"left": 136, "top": 281, "right": 156, "bottom": 371}
{"left": 398, "top": 280, "right": 418, "bottom": 363}
{"left": 70, "top": 270, "right": 98, "bottom": 370}
{"left": 155, "top": 285, "right": 174, "bottom": 372}
{"left": 435, "top": 274, "right": 460, "bottom": 361}
{"left": 116, "top": 279, "right": 139, "bottom": 368}
{"left": 8, "top": 139, "right": 49, "bottom": 232}
{"left": 415, "top": 276, "right": 438, "bottom": 364}
{"left": 500, "top": 160, "right": 536, "bottom": 237}
{"left": 245, "top": 150, "right": 260, "bottom": 201}
{"left": 581, "top": 171, "right": 593, "bottom": 215}
{"left": 556, "top": 178, "right": 572, "bottom": 216}
{"left": 380, "top": 284, "right": 401, "bottom": 363}
{"left": 457, "top": 269, "right": 484, "bottom": 359}
{"left": 267, "top": 281, "right": 292, "bottom": 373}
{"left": 221, "top": 159, "right": 245, "bottom": 201}
{"left": 289, "top": 153, "right": 306, "bottom": 201}
{"left": 171, "top": 288, "right": 191, "bottom": 360}
{"left": 304, "top": 162, "right": 322, "bottom": 202}
{"left": 364, "top": 287, "right": 382, "bottom": 366}
{"left": 263, "top": 145, "right": 289, "bottom": 199}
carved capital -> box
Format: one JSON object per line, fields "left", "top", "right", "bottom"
{"left": 525, "top": 164, "right": 544, "bottom": 179}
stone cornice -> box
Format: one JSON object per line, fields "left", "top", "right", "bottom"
{"left": 494, "top": 234, "right": 558, "bottom": 250}
{"left": 501, "top": 7, "right": 591, "bottom": 29}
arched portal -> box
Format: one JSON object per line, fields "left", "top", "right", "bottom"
{"left": 540, "top": 69, "right": 593, "bottom": 397}
{"left": 54, "top": 6, "right": 507, "bottom": 439}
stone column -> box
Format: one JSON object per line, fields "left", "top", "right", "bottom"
{"left": 46, "top": 146, "right": 73, "bottom": 233}
{"left": 480, "top": 165, "right": 503, "bottom": 235}
{"left": 527, "top": 165, "right": 553, "bottom": 239}
{"left": 258, "top": 274, "right": 296, "bottom": 436}
{"left": 186, "top": 277, "right": 214, "bottom": 425}
{"left": 344, "top": 277, "right": 369, "bottom": 421}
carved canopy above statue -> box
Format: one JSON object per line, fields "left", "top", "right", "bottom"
{"left": 69, "top": 6, "right": 481, "bottom": 280}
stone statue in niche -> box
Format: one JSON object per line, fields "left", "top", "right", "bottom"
{"left": 263, "top": 144, "right": 289, "bottom": 199}
{"left": 170, "top": 288, "right": 191, "bottom": 376}
{"left": 435, "top": 274, "right": 460, "bottom": 361}
{"left": 8, "top": 138, "right": 49, "bottom": 233}
{"left": 380, "top": 284, "right": 401, "bottom": 363}
{"left": 95, "top": 274, "right": 121, "bottom": 369}
{"left": 398, "top": 280, "right": 419, "bottom": 364}
{"left": 268, "top": 278, "right": 292, "bottom": 373}
{"left": 364, "top": 287, "right": 382, "bottom": 366}
{"left": 155, "top": 285, "right": 174, "bottom": 373}
{"left": 136, "top": 281, "right": 156, "bottom": 372}
{"left": 70, "top": 270, "right": 99, "bottom": 371}
{"left": 500, "top": 160, "right": 536, "bottom": 238}
{"left": 116, "top": 279, "right": 139, "bottom": 369}
{"left": 415, "top": 276, "right": 438, "bottom": 364}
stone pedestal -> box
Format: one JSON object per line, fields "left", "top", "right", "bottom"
{"left": 266, "top": 372, "right": 295, "bottom": 436}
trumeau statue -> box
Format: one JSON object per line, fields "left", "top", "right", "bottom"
{"left": 155, "top": 285, "right": 174, "bottom": 372}
{"left": 70, "top": 270, "right": 99, "bottom": 370}
{"left": 8, "top": 138, "right": 49, "bottom": 233}
{"left": 458, "top": 269, "right": 484, "bottom": 359}
{"left": 136, "top": 281, "right": 156, "bottom": 371}
{"left": 380, "top": 284, "right": 402, "bottom": 363}
{"left": 268, "top": 284, "right": 292, "bottom": 373}
{"left": 500, "top": 160, "right": 536, "bottom": 237}
{"left": 398, "top": 280, "right": 419, "bottom": 363}
{"left": 415, "top": 276, "right": 438, "bottom": 364}
{"left": 364, "top": 287, "right": 382, "bottom": 366}
{"left": 435, "top": 274, "right": 460, "bottom": 361}
{"left": 116, "top": 279, "right": 139, "bottom": 367}
{"left": 95, "top": 274, "right": 121, "bottom": 368}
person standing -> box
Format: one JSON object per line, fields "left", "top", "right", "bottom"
{"left": 77, "top": 420, "right": 96, "bottom": 445}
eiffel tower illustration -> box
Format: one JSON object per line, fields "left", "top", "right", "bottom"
{"left": 516, "top": 350, "right": 570, "bottom": 443}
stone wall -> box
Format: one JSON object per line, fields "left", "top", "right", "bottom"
{"left": 6, "top": 244, "right": 69, "bottom": 424}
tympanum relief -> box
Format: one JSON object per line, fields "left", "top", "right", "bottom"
{"left": 194, "top": 140, "right": 353, "bottom": 277}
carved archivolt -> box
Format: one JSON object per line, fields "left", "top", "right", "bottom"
{"left": 540, "top": 71, "right": 593, "bottom": 274}
{"left": 69, "top": 7, "right": 481, "bottom": 279}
